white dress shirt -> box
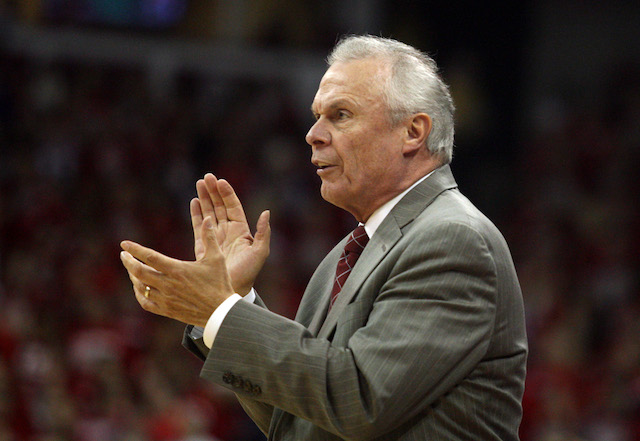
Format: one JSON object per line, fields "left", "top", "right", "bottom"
{"left": 202, "top": 170, "right": 435, "bottom": 348}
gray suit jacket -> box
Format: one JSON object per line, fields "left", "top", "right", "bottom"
{"left": 183, "top": 165, "right": 527, "bottom": 440}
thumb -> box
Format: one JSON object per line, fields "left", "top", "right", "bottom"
{"left": 201, "top": 216, "right": 223, "bottom": 260}
{"left": 253, "top": 210, "right": 271, "bottom": 257}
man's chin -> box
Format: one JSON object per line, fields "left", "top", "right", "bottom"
{"left": 320, "top": 184, "right": 343, "bottom": 207}
{"left": 320, "top": 185, "right": 359, "bottom": 217}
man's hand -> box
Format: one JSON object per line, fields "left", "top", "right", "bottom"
{"left": 120, "top": 217, "right": 234, "bottom": 327}
{"left": 191, "top": 174, "right": 270, "bottom": 295}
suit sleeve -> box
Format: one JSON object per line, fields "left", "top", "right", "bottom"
{"left": 198, "top": 221, "right": 499, "bottom": 440}
{"left": 182, "top": 293, "right": 275, "bottom": 435}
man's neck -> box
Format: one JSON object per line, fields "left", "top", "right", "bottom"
{"left": 362, "top": 168, "right": 437, "bottom": 238}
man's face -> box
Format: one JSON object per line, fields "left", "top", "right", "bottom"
{"left": 306, "top": 58, "right": 407, "bottom": 221}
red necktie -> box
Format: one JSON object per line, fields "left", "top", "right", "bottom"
{"left": 330, "top": 225, "right": 369, "bottom": 310}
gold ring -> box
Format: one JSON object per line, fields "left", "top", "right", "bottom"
{"left": 144, "top": 285, "right": 151, "bottom": 299}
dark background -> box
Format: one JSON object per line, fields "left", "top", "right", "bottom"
{"left": 1, "top": 1, "right": 639, "bottom": 440}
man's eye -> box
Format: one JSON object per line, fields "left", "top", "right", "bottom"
{"left": 337, "top": 110, "right": 349, "bottom": 119}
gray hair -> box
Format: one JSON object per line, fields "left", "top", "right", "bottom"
{"left": 328, "top": 35, "right": 455, "bottom": 164}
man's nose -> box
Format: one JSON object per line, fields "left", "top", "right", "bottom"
{"left": 305, "top": 120, "right": 331, "bottom": 147}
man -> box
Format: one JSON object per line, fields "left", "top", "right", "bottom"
{"left": 120, "top": 35, "right": 527, "bottom": 440}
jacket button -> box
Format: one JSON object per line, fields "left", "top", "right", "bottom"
{"left": 232, "top": 375, "right": 244, "bottom": 389}
{"left": 222, "top": 372, "right": 234, "bottom": 384}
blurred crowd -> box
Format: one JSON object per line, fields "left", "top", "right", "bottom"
{"left": 511, "top": 60, "right": 640, "bottom": 440}
{"left": 1, "top": 21, "right": 639, "bottom": 441}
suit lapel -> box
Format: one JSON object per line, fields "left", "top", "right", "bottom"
{"left": 306, "top": 243, "right": 344, "bottom": 336}
{"left": 389, "top": 164, "right": 457, "bottom": 229}
{"left": 267, "top": 166, "right": 458, "bottom": 439}
{"left": 317, "top": 222, "right": 402, "bottom": 339}
{"left": 296, "top": 239, "right": 347, "bottom": 336}
{"left": 316, "top": 165, "right": 458, "bottom": 339}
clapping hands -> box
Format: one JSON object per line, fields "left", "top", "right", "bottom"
{"left": 120, "top": 174, "right": 270, "bottom": 326}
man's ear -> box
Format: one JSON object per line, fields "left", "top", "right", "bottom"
{"left": 402, "top": 113, "right": 432, "bottom": 156}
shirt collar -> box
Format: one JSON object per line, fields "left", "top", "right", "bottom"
{"left": 363, "top": 170, "right": 436, "bottom": 238}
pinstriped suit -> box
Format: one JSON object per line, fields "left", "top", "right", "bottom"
{"left": 183, "top": 164, "right": 528, "bottom": 440}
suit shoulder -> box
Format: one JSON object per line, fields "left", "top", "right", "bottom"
{"left": 403, "top": 188, "right": 514, "bottom": 259}
{"left": 417, "top": 188, "right": 496, "bottom": 231}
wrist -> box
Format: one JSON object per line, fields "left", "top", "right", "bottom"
{"left": 203, "top": 293, "right": 243, "bottom": 348}
{"left": 235, "top": 284, "right": 253, "bottom": 296}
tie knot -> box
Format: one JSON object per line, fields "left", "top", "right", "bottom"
{"left": 344, "top": 225, "right": 369, "bottom": 254}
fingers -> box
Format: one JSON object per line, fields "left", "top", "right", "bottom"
{"left": 120, "top": 241, "right": 179, "bottom": 276}
{"left": 121, "top": 250, "right": 163, "bottom": 312}
{"left": 200, "top": 174, "right": 248, "bottom": 226}
{"left": 203, "top": 173, "right": 229, "bottom": 224}
{"left": 190, "top": 198, "right": 206, "bottom": 259}
{"left": 216, "top": 179, "right": 248, "bottom": 224}
{"left": 120, "top": 251, "right": 162, "bottom": 289}
{"left": 196, "top": 177, "right": 217, "bottom": 225}
{"left": 120, "top": 242, "right": 183, "bottom": 312}
{"left": 190, "top": 198, "right": 203, "bottom": 237}
{"left": 200, "top": 216, "right": 224, "bottom": 260}
{"left": 127, "top": 273, "right": 159, "bottom": 309}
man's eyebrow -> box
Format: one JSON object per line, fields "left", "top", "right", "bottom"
{"left": 311, "top": 99, "right": 354, "bottom": 114}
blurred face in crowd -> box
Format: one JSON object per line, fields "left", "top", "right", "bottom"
{"left": 306, "top": 57, "right": 410, "bottom": 222}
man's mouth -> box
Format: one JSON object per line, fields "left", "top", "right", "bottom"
{"left": 316, "top": 164, "right": 336, "bottom": 177}
{"left": 313, "top": 160, "right": 335, "bottom": 173}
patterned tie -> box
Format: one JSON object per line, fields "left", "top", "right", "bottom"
{"left": 330, "top": 225, "right": 369, "bottom": 310}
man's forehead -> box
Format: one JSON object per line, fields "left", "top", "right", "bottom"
{"left": 321, "top": 58, "right": 388, "bottom": 86}
{"left": 312, "top": 58, "right": 388, "bottom": 108}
